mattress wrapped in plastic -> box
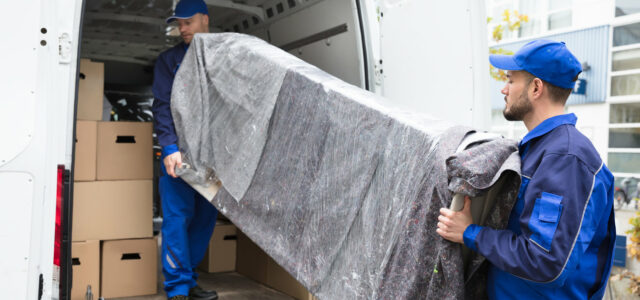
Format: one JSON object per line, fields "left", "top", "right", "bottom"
{"left": 171, "top": 33, "right": 521, "bottom": 299}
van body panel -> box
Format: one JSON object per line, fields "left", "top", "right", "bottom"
{"left": 1, "top": 0, "right": 84, "bottom": 298}
{"left": 0, "top": 172, "right": 35, "bottom": 297}
{"left": 0, "top": 0, "right": 38, "bottom": 167}
{"left": 375, "top": 0, "right": 489, "bottom": 129}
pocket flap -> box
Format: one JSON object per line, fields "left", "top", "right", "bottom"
{"left": 538, "top": 192, "right": 563, "bottom": 223}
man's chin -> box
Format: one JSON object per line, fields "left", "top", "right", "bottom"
{"left": 503, "top": 110, "right": 521, "bottom": 121}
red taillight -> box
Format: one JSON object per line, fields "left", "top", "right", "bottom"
{"left": 54, "top": 165, "right": 64, "bottom": 267}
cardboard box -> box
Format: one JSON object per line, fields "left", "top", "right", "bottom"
{"left": 101, "top": 238, "right": 157, "bottom": 298}
{"left": 96, "top": 122, "right": 153, "bottom": 180}
{"left": 198, "top": 222, "right": 237, "bottom": 273}
{"left": 236, "top": 231, "right": 269, "bottom": 284}
{"left": 74, "top": 121, "right": 97, "bottom": 181}
{"left": 71, "top": 240, "right": 100, "bottom": 300}
{"left": 236, "top": 232, "right": 315, "bottom": 300}
{"left": 77, "top": 59, "right": 104, "bottom": 121}
{"left": 266, "top": 257, "right": 315, "bottom": 300}
{"left": 72, "top": 180, "right": 153, "bottom": 241}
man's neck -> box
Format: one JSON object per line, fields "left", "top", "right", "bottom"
{"left": 523, "top": 105, "right": 566, "bottom": 131}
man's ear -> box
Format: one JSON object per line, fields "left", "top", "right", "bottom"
{"left": 531, "top": 78, "right": 544, "bottom": 99}
{"left": 203, "top": 14, "right": 210, "bottom": 26}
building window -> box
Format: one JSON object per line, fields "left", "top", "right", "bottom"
{"left": 518, "top": 18, "right": 541, "bottom": 37}
{"left": 487, "top": 0, "right": 517, "bottom": 41}
{"left": 613, "top": 22, "right": 640, "bottom": 47}
{"left": 608, "top": 103, "right": 640, "bottom": 178}
{"left": 616, "top": 0, "right": 640, "bottom": 17}
{"left": 548, "top": 10, "right": 572, "bottom": 30}
{"left": 609, "top": 19, "right": 640, "bottom": 180}
{"left": 518, "top": 0, "right": 542, "bottom": 38}
{"left": 612, "top": 48, "right": 640, "bottom": 71}
{"left": 611, "top": 74, "right": 640, "bottom": 96}
{"left": 610, "top": 127, "right": 640, "bottom": 148}
{"left": 611, "top": 103, "right": 640, "bottom": 123}
{"left": 547, "top": 0, "right": 572, "bottom": 31}
{"left": 608, "top": 100, "right": 640, "bottom": 179}
{"left": 608, "top": 151, "right": 640, "bottom": 173}
{"left": 611, "top": 22, "right": 640, "bottom": 99}
{"left": 487, "top": 0, "right": 572, "bottom": 42}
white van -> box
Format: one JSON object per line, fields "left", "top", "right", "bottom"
{"left": 0, "top": 0, "right": 489, "bottom": 298}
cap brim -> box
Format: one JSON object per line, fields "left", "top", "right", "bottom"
{"left": 489, "top": 55, "right": 522, "bottom": 70}
{"left": 166, "top": 14, "right": 196, "bottom": 24}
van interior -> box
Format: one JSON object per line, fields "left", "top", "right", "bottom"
{"left": 74, "top": 0, "right": 365, "bottom": 299}
{"left": 82, "top": 0, "right": 364, "bottom": 112}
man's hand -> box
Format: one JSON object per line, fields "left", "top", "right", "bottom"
{"left": 163, "top": 152, "right": 182, "bottom": 178}
{"left": 437, "top": 196, "right": 473, "bottom": 244}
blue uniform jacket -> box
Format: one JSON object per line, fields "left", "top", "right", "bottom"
{"left": 463, "top": 113, "right": 615, "bottom": 299}
{"left": 152, "top": 42, "right": 189, "bottom": 157}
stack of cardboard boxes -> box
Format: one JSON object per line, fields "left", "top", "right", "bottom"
{"left": 71, "top": 58, "right": 312, "bottom": 299}
{"left": 71, "top": 59, "right": 157, "bottom": 299}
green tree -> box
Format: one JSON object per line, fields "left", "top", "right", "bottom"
{"left": 489, "top": 10, "right": 529, "bottom": 82}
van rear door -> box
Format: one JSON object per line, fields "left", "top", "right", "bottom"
{"left": 0, "top": 0, "right": 84, "bottom": 298}
{"left": 365, "top": 0, "right": 490, "bottom": 129}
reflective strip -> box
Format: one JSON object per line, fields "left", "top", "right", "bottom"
{"left": 166, "top": 245, "right": 184, "bottom": 268}
{"left": 166, "top": 254, "right": 177, "bottom": 269}
{"left": 529, "top": 238, "right": 550, "bottom": 253}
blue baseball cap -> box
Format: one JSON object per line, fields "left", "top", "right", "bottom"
{"left": 166, "top": 0, "right": 209, "bottom": 24}
{"left": 490, "top": 39, "right": 582, "bottom": 89}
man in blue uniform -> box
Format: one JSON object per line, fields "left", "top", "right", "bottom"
{"left": 437, "top": 40, "right": 615, "bottom": 299}
{"left": 151, "top": 0, "right": 218, "bottom": 299}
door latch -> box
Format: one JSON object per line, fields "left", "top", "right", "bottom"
{"left": 58, "top": 32, "right": 72, "bottom": 64}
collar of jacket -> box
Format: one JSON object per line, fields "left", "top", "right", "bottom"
{"left": 519, "top": 113, "right": 578, "bottom": 151}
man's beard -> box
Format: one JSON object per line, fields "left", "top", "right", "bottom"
{"left": 503, "top": 92, "right": 532, "bottom": 121}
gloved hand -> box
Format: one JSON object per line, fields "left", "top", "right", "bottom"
{"left": 163, "top": 151, "right": 182, "bottom": 178}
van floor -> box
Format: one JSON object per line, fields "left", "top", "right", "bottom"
{"left": 111, "top": 272, "right": 295, "bottom": 300}
{"left": 110, "top": 235, "right": 294, "bottom": 300}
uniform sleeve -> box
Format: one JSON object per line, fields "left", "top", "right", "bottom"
{"left": 464, "top": 153, "right": 611, "bottom": 286}
{"left": 151, "top": 52, "right": 179, "bottom": 153}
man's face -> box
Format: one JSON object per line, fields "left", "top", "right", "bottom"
{"left": 501, "top": 71, "right": 533, "bottom": 121}
{"left": 177, "top": 13, "right": 209, "bottom": 44}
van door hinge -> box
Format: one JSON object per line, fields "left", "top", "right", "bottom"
{"left": 58, "top": 33, "right": 72, "bottom": 64}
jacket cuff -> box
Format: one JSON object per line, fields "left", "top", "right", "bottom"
{"left": 463, "top": 224, "right": 482, "bottom": 252}
{"left": 162, "top": 144, "right": 179, "bottom": 157}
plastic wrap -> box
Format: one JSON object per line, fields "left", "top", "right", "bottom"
{"left": 171, "top": 33, "right": 521, "bottom": 299}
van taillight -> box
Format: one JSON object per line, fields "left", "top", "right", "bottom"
{"left": 53, "top": 165, "right": 64, "bottom": 290}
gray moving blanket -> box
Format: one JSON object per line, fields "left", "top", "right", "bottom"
{"left": 171, "top": 33, "right": 521, "bottom": 299}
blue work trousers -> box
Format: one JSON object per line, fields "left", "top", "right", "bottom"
{"left": 159, "top": 161, "right": 218, "bottom": 297}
